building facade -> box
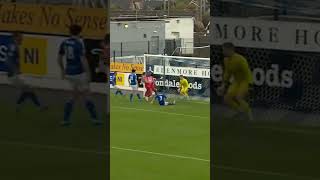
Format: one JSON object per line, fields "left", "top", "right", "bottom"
{"left": 110, "top": 20, "right": 166, "bottom": 57}
{"left": 165, "top": 17, "right": 194, "bottom": 55}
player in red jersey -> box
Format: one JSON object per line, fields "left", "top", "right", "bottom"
{"left": 144, "top": 72, "right": 155, "bottom": 102}
{"left": 151, "top": 72, "right": 157, "bottom": 95}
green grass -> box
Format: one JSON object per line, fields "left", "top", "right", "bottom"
{"left": 0, "top": 95, "right": 108, "bottom": 180}
{"left": 213, "top": 116, "right": 320, "bottom": 180}
{"left": 110, "top": 94, "right": 210, "bottom": 180}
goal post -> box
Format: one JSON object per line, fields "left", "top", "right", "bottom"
{"left": 171, "top": 45, "right": 210, "bottom": 56}
{"left": 144, "top": 54, "right": 210, "bottom": 99}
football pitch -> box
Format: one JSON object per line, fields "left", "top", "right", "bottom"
{"left": 0, "top": 85, "right": 108, "bottom": 180}
{"left": 110, "top": 93, "right": 210, "bottom": 180}
{"left": 213, "top": 107, "right": 320, "bottom": 180}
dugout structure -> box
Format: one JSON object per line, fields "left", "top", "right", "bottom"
{"left": 144, "top": 54, "right": 210, "bottom": 99}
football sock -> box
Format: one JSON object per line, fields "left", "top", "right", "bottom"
{"left": 85, "top": 100, "right": 98, "bottom": 120}
{"left": 115, "top": 90, "right": 123, "bottom": 96}
{"left": 29, "top": 92, "right": 41, "bottom": 107}
{"left": 16, "top": 92, "right": 28, "bottom": 105}
{"left": 238, "top": 99, "right": 253, "bottom": 120}
{"left": 64, "top": 100, "right": 74, "bottom": 122}
{"left": 225, "top": 98, "right": 241, "bottom": 111}
{"left": 130, "top": 94, "right": 133, "bottom": 102}
{"left": 238, "top": 99, "right": 251, "bottom": 113}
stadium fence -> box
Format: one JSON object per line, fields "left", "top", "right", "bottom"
{"left": 111, "top": 38, "right": 210, "bottom": 58}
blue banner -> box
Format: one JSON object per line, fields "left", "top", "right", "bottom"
{"left": 0, "top": 35, "right": 11, "bottom": 72}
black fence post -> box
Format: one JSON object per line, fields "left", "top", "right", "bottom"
{"left": 173, "top": 39, "right": 176, "bottom": 55}
{"left": 198, "top": 38, "right": 200, "bottom": 57}
{"left": 120, "top": 42, "right": 123, "bottom": 57}
{"left": 148, "top": 41, "right": 150, "bottom": 54}
{"left": 274, "top": 9, "right": 279, "bottom": 20}
{"left": 113, "top": 50, "right": 116, "bottom": 63}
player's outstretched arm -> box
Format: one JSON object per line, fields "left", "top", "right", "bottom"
{"left": 217, "top": 58, "right": 230, "bottom": 96}
{"left": 223, "top": 58, "right": 231, "bottom": 82}
{"left": 185, "top": 80, "right": 189, "bottom": 88}
{"left": 57, "top": 42, "right": 66, "bottom": 79}
{"left": 6, "top": 56, "right": 19, "bottom": 75}
{"left": 57, "top": 55, "right": 65, "bottom": 79}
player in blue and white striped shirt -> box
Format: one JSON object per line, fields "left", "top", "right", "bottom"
{"left": 151, "top": 91, "right": 176, "bottom": 106}
{"left": 57, "top": 25, "right": 100, "bottom": 126}
{"left": 0, "top": 32, "right": 46, "bottom": 112}
{"left": 111, "top": 71, "right": 124, "bottom": 96}
{"left": 128, "top": 69, "right": 142, "bottom": 102}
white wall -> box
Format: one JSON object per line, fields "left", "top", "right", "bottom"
{"left": 165, "top": 17, "right": 194, "bottom": 54}
{"left": 110, "top": 20, "right": 166, "bottom": 56}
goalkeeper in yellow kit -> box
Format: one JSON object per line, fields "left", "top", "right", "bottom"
{"left": 179, "top": 75, "right": 189, "bottom": 99}
{"left": 217, "top": 42, "right": 253, "bottom": 121}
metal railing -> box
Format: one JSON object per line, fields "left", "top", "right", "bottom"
{"left": 111, "top": 38, "right": 209, "bottom": 59}
{"left": 0, "top": 0, "right": 106, "bottom": 7}
{"left": 214, "top": 0, "right": 320, "bottom": 17}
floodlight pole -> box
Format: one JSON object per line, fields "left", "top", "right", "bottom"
{"left": 168, "top": 0, "right": 170, "bottom": 16}
{"left": 199, "top": 0, "right": 203, "bottom": 21}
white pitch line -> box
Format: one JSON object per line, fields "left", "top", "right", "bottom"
{"left": 214, "top": 165, "right": 320, "bottom": 180}
{"left": 0, "top": 140, "right": 207, "bottom": 162}
{"left": 114, "top": 146, "right": 319, "bottom": 179}
{"left": 184, "top": 100, "right": 210, "bottom": 105}
{"left": 0, "top": 141, "right": 107, "bottom": 156}
{"left": 2, "top": 140, "right": 318, "bottom": 179}
{"left": 112, "top": 106, "right": 208, "bottom": 119}
{"left": 111, "top": 146, "right": 210, "bottom": 162}
{"left": 252, "top": 126, "right": 320, "bottom": 135}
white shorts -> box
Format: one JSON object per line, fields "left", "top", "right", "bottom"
{"left": 8, "top": 75, "right": 26, "bottom": 88}
{"left": 130, "top": 84, "right": 138, "bottom": 90}
{"left": 65, "top": 73, "right": 89, "bottom": 91}
{"left": 160, "top": 102, "right": 169, "bottom": 106}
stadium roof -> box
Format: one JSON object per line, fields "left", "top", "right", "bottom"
{"left": 221, "top": 0, "right": 320, "bottom": 15}
{"left": 111, "top": 16, "right": 193, "bottom": 21}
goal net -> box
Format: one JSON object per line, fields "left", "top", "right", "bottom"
{"left": 171, "top": 45, "right": 210, "bottom": 57}
{"left": 210, "top": 0, "right": 320, "bottom": 124}
{"left": 111, "top": 55, "right": 144, "bottom": 64}
{"left": 211, "top": 19, "right": 320, "bottom": 123}
{"left": 144, "top": 54, "right": 210, "bottom": 100}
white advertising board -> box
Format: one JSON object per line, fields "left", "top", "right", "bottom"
{"left": 211, "top": 17, "right": 320, "bottom": 52}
